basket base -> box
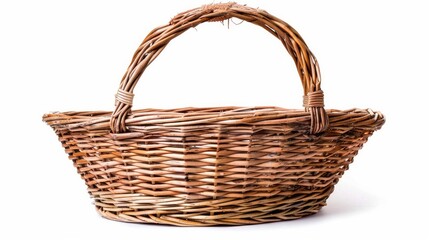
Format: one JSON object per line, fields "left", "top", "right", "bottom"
{"left": 93, "top": 186, "right": 334, "bottom": 226}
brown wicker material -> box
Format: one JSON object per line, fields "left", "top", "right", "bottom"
{"left": 43, "top": 2, "right": 385, "bottom": 226}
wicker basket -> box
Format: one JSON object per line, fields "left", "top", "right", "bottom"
{"left": 43, "top": 2, "right": 385, "bottom": 226}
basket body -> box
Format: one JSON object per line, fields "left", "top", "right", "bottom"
{"left": 43, "top": 2, "right": 385, "bottom": 226}
{"left": 43, "top": 107, "right": 384, "bottom": 226}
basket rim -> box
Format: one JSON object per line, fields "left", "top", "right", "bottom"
{"left": 43, "top": 106, "right": 384, "bottom": 133}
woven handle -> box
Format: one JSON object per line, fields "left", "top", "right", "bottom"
{"left": 111, "top": 2, "right": 329, "bottom": 134}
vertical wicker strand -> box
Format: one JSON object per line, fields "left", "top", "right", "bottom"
{"left": 183, "top": 134, "right": 190, "bottom": 200}
{"left": 245, "top": 127, "right": 253, "bottom": 197}
{"left": 214, "top": 128, "right": 221, "bottom": 200}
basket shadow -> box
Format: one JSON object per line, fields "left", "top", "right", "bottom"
{"left": 294, "top": 184, "right": 378, "bottom": 222}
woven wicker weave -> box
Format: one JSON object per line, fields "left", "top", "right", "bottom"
{"left": 43, "top": 2, "right": 385, "bottom": 226}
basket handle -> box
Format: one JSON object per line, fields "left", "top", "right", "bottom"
{"left": 111, "top": 2, "right": 329, "bottom": 134}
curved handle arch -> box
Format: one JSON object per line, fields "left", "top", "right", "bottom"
{"left": 111, "top": 2, "right": 328, "bottom": 134}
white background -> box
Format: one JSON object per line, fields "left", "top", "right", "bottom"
{"left": 1, "top": 0, "right": 428, "bottom": 239}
